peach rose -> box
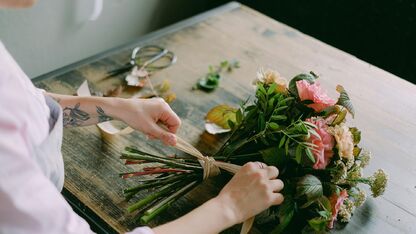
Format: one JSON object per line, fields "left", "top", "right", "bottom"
{"left": 255, "top": 69, "right": 288, "bottom": 93}
{"left": 328, "top": 124, "right": 354, "bottom": 160}
{"left": 296, "top": 80, "right": 336, "bottom": 112}
{"left": 328, "top": 189, "right": 349, "bottom": 229}
{"left": 306, "top": 117, "right": 335, "bottom": 169}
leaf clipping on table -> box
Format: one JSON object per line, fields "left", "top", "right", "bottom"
{"left": 205, "top": 104, "right": 238, "bottom": 133}
{"left": 336, "top": 85, "right": 355, "bottom": 118}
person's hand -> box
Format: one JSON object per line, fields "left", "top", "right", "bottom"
{"left": 214, "top": 162, "right": 284, "bottom": 224}
{"left": 118, "top": 98, "right": 181, "bottom": 145}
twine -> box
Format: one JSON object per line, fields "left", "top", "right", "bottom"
{"left": 174, "top": 136, "right": 254, "bottom": 234}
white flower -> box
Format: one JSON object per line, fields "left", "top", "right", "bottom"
{"left": 328, "top": 123, "right": 354, "bottom": 160}
{"left": 254, "top": 68, "right": 287, "bottom": 93}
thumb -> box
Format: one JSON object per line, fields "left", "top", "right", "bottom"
{"left": 147, "top": 122, "right": 177, "bottom": 146}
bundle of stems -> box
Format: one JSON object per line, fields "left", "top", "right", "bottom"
{"left": 120, "top": 147, "right": 203, "bottom": 223}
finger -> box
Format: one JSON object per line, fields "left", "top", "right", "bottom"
{"left": 158, "top": 103, "right": 181, "bottom": 133}
{"left": 271, "top": 193, "right": 284, "bottom": 205}
{"left": 265, "top": 166, "right": 279, "bottom": 179}
{"left": 146, "top": 122, "right": 177, "bottom": 146}
{"left": 146, "top": 134, "right": 157, "bottom": 140}
{"left": 270, "top": 179, "right": 284, "bottom": 192}
{"left": 256, "top": 162, "right": 267, "bottom": 169}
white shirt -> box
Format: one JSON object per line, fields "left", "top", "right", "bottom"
{"left": 0, "top": 41, "right": 153, "bottom": 234}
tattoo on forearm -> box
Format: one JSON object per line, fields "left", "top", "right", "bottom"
{"left": 63, "top": 103, "right": 90, "bottom": 127}
{"left": 96, "top": 106, "right": 113, "bottom": 123}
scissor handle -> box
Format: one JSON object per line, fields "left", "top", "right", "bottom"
{"left": 130, "top": 45, "right": 176, "bottom": 69}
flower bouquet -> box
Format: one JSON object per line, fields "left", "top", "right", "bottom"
{"left": 120, "top": 69, "right": 387, "bottom": 233}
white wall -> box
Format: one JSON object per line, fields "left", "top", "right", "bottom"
{"left": 0, "top": 0, "right": 208, "bottom": 78}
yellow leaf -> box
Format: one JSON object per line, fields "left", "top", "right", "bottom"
{"left": 205, "top": 105, "right": 237, "bottom": 129}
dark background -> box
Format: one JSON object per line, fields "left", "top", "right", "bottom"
{"left": 198, "top": 0, "right": 416, "bottom": 84}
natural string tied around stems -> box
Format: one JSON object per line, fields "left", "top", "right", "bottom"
{"left": 173, "top": 135, "right": 254, "bottom": 234}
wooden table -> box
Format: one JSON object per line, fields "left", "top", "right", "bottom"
{"left": 33, "top": 2, "right": 416, "bottom": 233}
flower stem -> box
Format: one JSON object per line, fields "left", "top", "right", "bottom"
{"left": 127, "top": 179, "right": 186, "bottom": 213}
{"left": 138, "top": 180, "right": 199, "bottom": 224}
{"left": 123, "top": 174, "right": 195, "bottom": 199}
{"left": 120, "top": 169, "right": 190, "bottom": 179}
{"left": 121, "top": 152, "right": 202, "bottom": 171}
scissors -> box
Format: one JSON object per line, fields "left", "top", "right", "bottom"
{"left": 106, "top": 45, "right": 177, "bottom": 79}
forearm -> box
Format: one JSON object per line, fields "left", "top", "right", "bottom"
{"left": 153, "top": 197, "right": 235, "bottom": 234}
{"left": 46, "top": 93, "right": 124, "bottom": 127}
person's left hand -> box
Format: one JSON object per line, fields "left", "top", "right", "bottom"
{"left": 117, "top": 98, "right": 181, "bottom": 145}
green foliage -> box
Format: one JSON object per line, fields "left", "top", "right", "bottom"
{"left": 260, "top": 147, "right": 288, "bottom": 166}
{"left": 336, "top": 85, "right": 355, "bottom": 118}
{"left": 331, "top": 109, "right": 347, "bottom": 125}
{"left": 296, "top": 174, "right": 323, "bottom": 201}
{"left": 194, "top": 59, "right": 239, "bottom": 91}
{"left": 350, "top": 127, "right": 361, "bottom": 145}
{"left": 271, "top": 196, "right": 295, "bottom": 234}
{"left": 308, "top": 217, "right": 328, "bottom": 232}
{"left": 209, "top": 72, "right": 385, "bottom": 233}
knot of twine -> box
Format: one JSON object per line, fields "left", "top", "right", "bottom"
{"left": 174, "top": 136, "right": 254, "bottom": 234}
{"left": 174, "top": 136, "right": 221, "bottom": 179}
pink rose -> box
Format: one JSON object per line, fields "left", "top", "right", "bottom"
{"left": 306, "top": 118, "right": 335, "bottom": 169}
{"left": 296, "top": 80, "right": 336, "bottom": 112}
{"left": 328, "top": 189, "right": 348, "bottom": 229}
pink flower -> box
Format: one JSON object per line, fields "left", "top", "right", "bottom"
{"left": 328, "top": 189, "right": 349, "bottom": 229}
{"left": 296, "top": 80, "right": 336, "bottom": 112}
{"left": 306, "top": 117, "right": 335, "bottom": 169}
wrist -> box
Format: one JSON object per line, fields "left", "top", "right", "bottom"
{"left": 209, "top": 196, "right": 239, "bottom": 229}
{"left": 104, "top": 97, "right": 129, "bottom": 121}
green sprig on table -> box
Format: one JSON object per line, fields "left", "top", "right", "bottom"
{"left": 193, "top": 59, "right": 240, "bottom": 91}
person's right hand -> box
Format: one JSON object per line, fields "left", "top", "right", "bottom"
{"left": 215, "top": 162, "right": 284, "bottom": 224}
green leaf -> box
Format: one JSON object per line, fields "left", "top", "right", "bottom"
{"left": 285, "top": 138, "right": 290, "bottom": 155}
{"left": 236, "top": 109, "right": 243, "bottom": 124}
{"left": 317, "top": 210, "right": 331, "bottom": 219}
{"left": 268, "top": 122, "right": 279, "bottom": 130}
{"left": 227, "top": 119, "right": 235, "bottom": 130}
{"left": 258, "top": 83, "right": 267, "bottom": 95}
{"left": 304, "top": 121, "right": 318, "bottom": 129}
{"left": 296, "top": 174, "right": 323, "bottom": 201}
{"left": 331, "top": 109, "right": 347, "bottom": 125}
{"left": 279, "top": 135, "right": 286, "bottom": 148}
{"left": 317, "top": 196, "right": 331, "bottom": 212}
{"left": 305, "top": 147, "right": 315, "bottom": 163}
{"left": 353, "top": 146, "right": 362, "bottom": 157}
{"left": 308, "top": 129, "right": 321, "bottom": 140}
{"left": 271, "top": 115, "right": 287, "bottom": 121}
{"left": 350, "top": 127, "right": 361, "bottom": 145}
{"left": 271, "top": 196, "right": 295, "bottom": 234}
{"left": 277, "top": 97, "right": 295, "bottom": 106}
{"left": 205, "top": 104, "right": 237, "bottom": 129}
{"left": 295, "top": 144, "right": 303, "bottom": 163}
{"left": 302, "top": 142, "right": 318, "bottom": 148}
{"left": 268, "top": 83, "right": 277, "bottom": 95}
{"left": 274, "top": 106, "right": 288, "bottom": 113}
{"left": 267, "top": 98, "right": 275, "bottom": 114}
{"left": 260, "top": 147, "right": 287, "bottom": 166}
{"left": 336, "top": 85, "right": 355, "bottom": 118}
{"left": 258, "top": 112, "right": 266, "bottom": 131}
{"left": 308, "top": 217, "right": 327, "bottom": 232}
{"left": 288, "top": 73, "right": 317, "bottom": 97}
{"left": 197, "top": 74, "right": 220, "bottom": 91}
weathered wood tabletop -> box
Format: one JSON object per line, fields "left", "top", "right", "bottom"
{"left": 33, "top": 2, "right": 416, "bottom": 234}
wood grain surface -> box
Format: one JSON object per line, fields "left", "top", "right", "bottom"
{"left": 33, "top": 2, "right": 416, "bottom": 233}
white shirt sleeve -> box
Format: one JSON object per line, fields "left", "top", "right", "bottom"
{"left": 0, "top": 42, "right": 154, "bottom": 234}
{"left": 0, "top": 83, "right": 155, "bottom": 234}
